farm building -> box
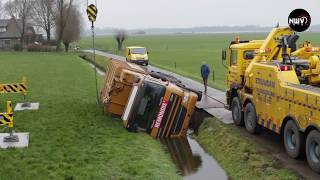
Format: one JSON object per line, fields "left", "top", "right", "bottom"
{"left": 0, "top": 18, "right": 42, "bottom": 49}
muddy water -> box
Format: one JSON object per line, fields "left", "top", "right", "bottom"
{"left": 161, "top": 109, "right": 227, "bottom": 180}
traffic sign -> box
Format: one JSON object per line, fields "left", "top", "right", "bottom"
{"left": 87, "top": 4, "right": 97, "bottom": 22}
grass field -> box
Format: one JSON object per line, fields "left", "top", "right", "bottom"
{"left": 0, "top": 52, "right": 180, "bottom": 179}
{"left": 79, "top": 32, "right": 320, "bottom": 90}
{"left": 195, "top": 118, "right": 299, "bottom": 180}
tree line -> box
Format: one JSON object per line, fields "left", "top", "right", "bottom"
{"left": 0, "top": 0, "right": 82, "bottom": 52}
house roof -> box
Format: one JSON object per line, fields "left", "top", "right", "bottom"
{"left": 0, "top": 19, "right": 35, "bottom": 39}
{"left": 0, "top": 19, "right": 10, "bottom": 27}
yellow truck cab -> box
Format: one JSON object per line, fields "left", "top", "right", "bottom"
{"left": 225, "top": 39, "right": 263, "bottom": 89}
{"left": 125, "top": 46, "right": 149, "bottom": 66}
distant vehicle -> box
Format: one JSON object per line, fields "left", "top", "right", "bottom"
{"left": 125, "top": 46, "right": 149, "bottom": 66}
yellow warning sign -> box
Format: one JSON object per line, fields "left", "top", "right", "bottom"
{"left": 0, "top": 101, "right": 13, "bottom": 128}
{"left": 87, "top": 4, "right": 97, "bottom": 22}
{"left": 0, "top": 77, "right": 27, "bottom": 95}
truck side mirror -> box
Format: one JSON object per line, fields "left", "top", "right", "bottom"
{"left": 221, "top": 49, "right": 228, "bottom": 68}
{"left": 222, "top": 49, "right": 226, "bottom": 61}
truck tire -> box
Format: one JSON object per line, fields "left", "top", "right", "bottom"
{"left": 306, "top": 130, "right": 320, "bottom": 173}
{"left": 231, "top": 97, "right": 243, "bottom": 126}
{"left": 244, "top": 103, "right": 258, "bottom": 134}
{"left": 284, "top": 120, "right": 304, "bottom": 159}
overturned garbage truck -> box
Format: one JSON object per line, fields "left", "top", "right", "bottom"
{"left": 100, "top": 59, "right": 201, "bottom": 138}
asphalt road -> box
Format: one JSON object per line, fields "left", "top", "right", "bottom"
{"left": 83, "top": 49, "right": 320, "bottom": 179}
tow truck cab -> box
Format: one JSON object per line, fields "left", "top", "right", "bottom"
{"left": 222, "top": 39, "right": 263, "bottom": 108}
{"left": 225, "top": 40, "right": 263, "bottom": 87}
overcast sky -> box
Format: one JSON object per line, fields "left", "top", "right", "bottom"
{"left": 81, "top": 0, "right": 319, "bottom": 29}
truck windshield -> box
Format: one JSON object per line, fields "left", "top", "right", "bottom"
{"left": 130, "top": 81, "right": 165, "bottom": 132}
{"left": 131, "top": 48, "right": 146, "bottom": 54}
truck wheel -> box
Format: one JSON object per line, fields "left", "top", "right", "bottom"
{"left": 306, "top": 130, "right": 320, "bottom": 173}
{"left": 244, "top": 103, "right": 258, "bottom": 134}
{"left": 284, "top": 120, "right": 304, "bottom": 159}
{"left": 231, "top": 97, "right": 243, "bottom": 126}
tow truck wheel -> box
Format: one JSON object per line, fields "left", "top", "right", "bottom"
{"left": 231, "top": 97, "right": 243, "bottom": 126}
{"left": 284, "top": 120, "right": 304, "bottom": 159}
{"left": 244, "top": 103, "right": 258, "bottom": 134}
{"left": 306, "top": 130, "right": 320, "bottom": 172}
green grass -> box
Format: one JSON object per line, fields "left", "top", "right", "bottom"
{"left": 79, "top": 52, "right": 109, "bottom": 72}
{"left": 195, "top": 118, "right": 299, "bottom": 180}
{"left": 0, "top": 52, "right": 180, "bottom": 180}
{"left": 79, "top": 32, "right": 320, "bottom": 91}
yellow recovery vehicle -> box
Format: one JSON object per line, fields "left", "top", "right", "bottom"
{"left": 224, "top": 27, "right": 320, "bottom": 172}
{"left": 100, "top": 59, "right": 201, "bottom": 138}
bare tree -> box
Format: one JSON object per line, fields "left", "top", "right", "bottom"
{"left": 114, "top": 30, "right": 128, "bottom": 51}
{"left": 55, "top": 0, "right": 74, "bottom": 50}
{"left": 0, "top": 1, "right": 4, "bottom": 19}
{"left": 5, "top": 0, "right": 32, "bottom": 49}
{"left": 60, "top": 5, "right": 81, "bottom": 52}
{"left": 31, "top": 0, "right": 55, "bottom": 41}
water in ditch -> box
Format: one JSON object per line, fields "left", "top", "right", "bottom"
{"left": 160, "top": 109, "right": 227, "bottom": 180}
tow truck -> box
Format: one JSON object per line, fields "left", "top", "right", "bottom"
{"left": 223, "top": 27, "right": 320, "bottom": 172}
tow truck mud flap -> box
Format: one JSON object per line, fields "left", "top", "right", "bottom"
{"left": 0, "top": 132, "right": 29, "bottom": 148}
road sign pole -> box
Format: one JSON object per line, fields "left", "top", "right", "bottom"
{"left": 87, "top": 4, "right": 99, "bottom": 105}
{"left": 92, "top": 23, "right": 99, "bottom": 104}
